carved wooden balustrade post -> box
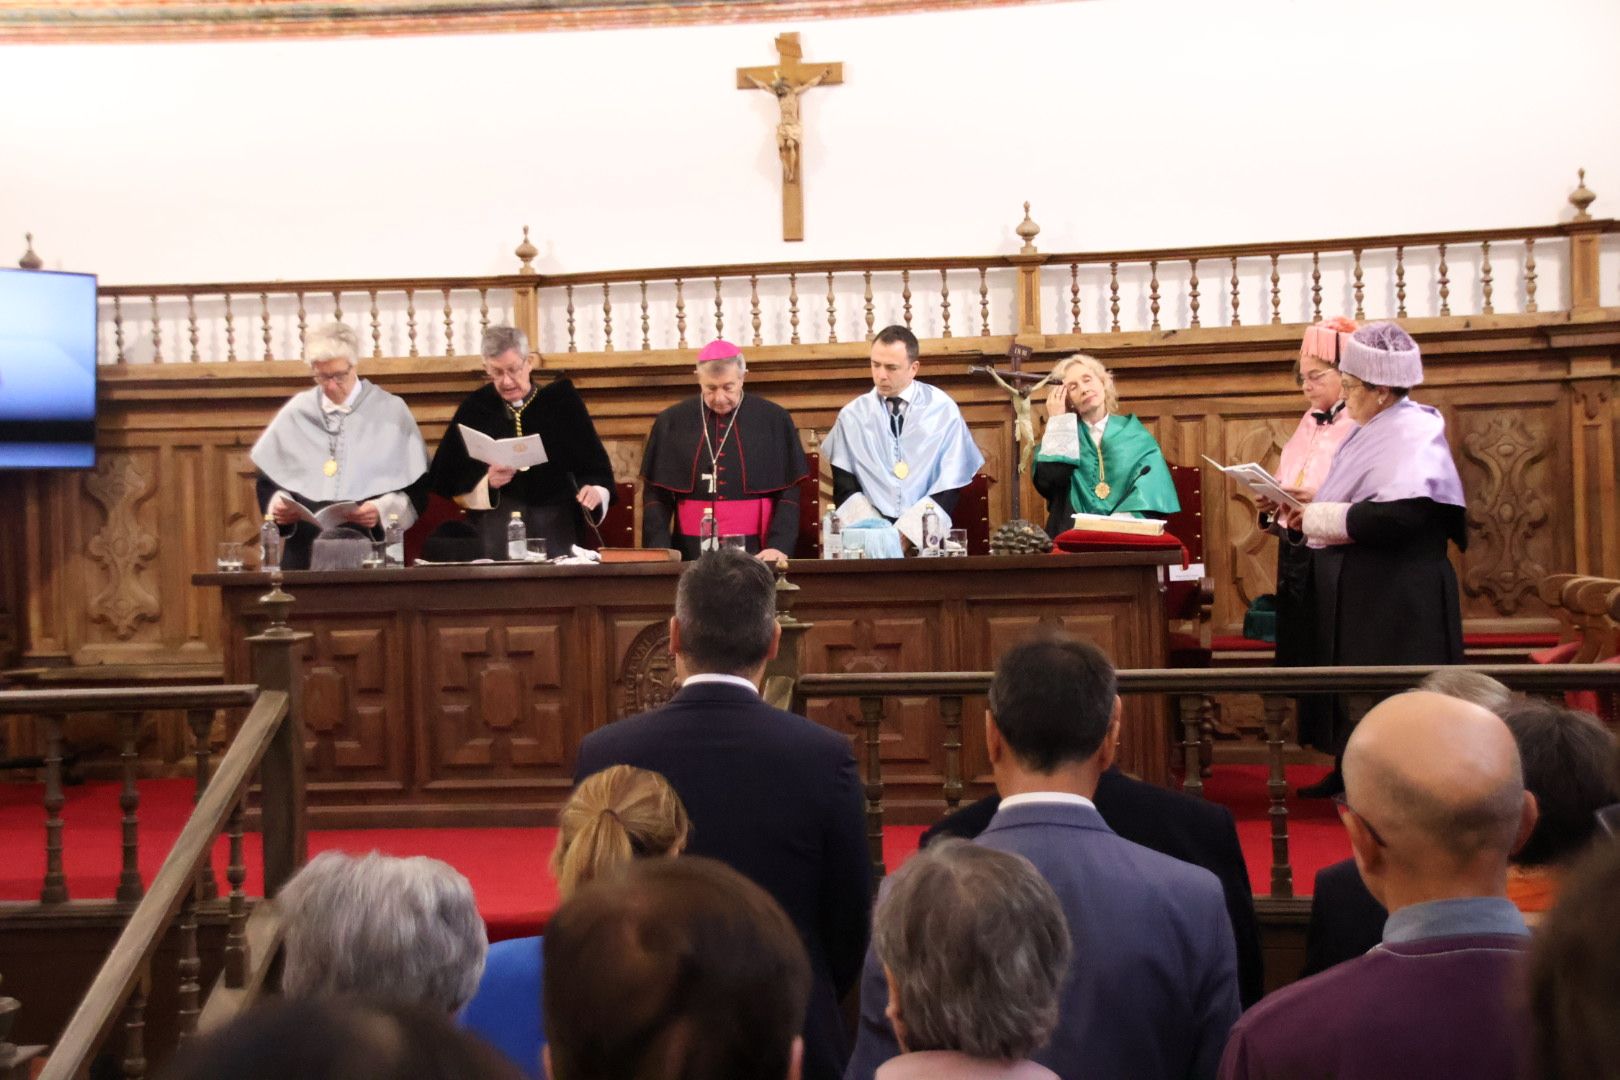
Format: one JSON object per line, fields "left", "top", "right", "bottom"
{"left": 1009, "top": 202, "right": 1046, "bottom": 337}
{"left": 1567, "top": 169, "right": 1602, "bottom": 313}
{"left": 246, "top": 571, "right": 310, "bottom": 898}
{"left": 763, "top": 566, "right": 812, "bottom": 711}
{"left": 1177, "top": 694, "right": 1213, "bottom": 799}
{"left": 940, "top": 695, "right": 964, "bottom": 811}
{"left": 513, "top": 226, "right": 542, "bottom": 361}
{"left": 116, "top": 710, "right": 144, "bottom": 903}
{"left": 1262, "top": 695, "right": 1293, "bottom": 899}
{"left": 0, "top": 973, "right": 47, "bottom": 1080}
{"left": 857, "top": 696, "right": 887, "bottom": 884}
{"left": 40, "top": 714, "right": 68, "bottom": 903}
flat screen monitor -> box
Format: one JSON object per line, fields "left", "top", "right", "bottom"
{"left": 0, "top": 267, "right": 98, "bottom": 469}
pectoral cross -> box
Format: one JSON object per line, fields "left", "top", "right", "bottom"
{"left": 737, "top": 32, "right": 843, "bottom": 242}
{"left": 703, "top": 472, "right": 717, "bottom": 495}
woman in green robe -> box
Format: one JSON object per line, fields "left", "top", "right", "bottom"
{"left": 1033, "top": 353, "right": 1180, "bottom": 537}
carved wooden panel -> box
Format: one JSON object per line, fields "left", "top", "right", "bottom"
{"left": 609, "top": 615, "right": 678, "bottom": 721}
{"left": 83, "top": 453, "right": 161, "bottom": 642}
{"left": 1457, "top": 409, "right": 1556, "bottom": 616}
{"left": 800, "top": 611, "right": 939, "bottom": 765}
{"left": 300, "top": 621, "right": 405, "bottom": 792}
{"left": 423, "top": 617, "right": 571, "bottom": 778}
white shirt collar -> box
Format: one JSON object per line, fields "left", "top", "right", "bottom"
{"left": 319, "top": 381, "right": 361, "bottom": 415}
{"left": 680, "top": 673, "right": 760, "bottom": 695}
{"left": 876, "top": 381, "right": 920, "bottom": 407}
{"left": 996, "top": 791, "right": 1097, "bottom": 813}
{"left": 1084, "top": 413, "right": 1110, "bottom": 444}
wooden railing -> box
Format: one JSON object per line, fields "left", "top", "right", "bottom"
{"left": 88, "top": 174, "right": 1616, "bottom": 368}
{"left": 0, "top": 577, "right": 311, "bottom": 1080}
{"left": 795, "top": 664, "right": 1620, "bottom": 898}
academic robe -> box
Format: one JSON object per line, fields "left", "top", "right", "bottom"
{"left": 640, "top": 395, "right": 808, "bottom": 560}
{"left": 1033, "top": 412, "right": 1179, "bottom": 536}
{"left": 822, "top": 382, "right": 983, "bottom": 521}
{"left": 428, "top": 379, "right": 614, "bottom": 558}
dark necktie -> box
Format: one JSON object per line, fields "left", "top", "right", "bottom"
{"left": 887, "top": 396, "right": 905, "bottom": 437}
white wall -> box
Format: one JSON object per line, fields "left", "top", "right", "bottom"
{"left": 2, "top": 0, "right": 1618, "bottom": 285}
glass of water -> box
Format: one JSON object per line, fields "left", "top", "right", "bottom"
{"left": 216, "top": 542, "right": 243, "bottom": 572}
{"left": 842, "top": 532, "right": 866, "bottom": 560}
{"left": 526, "top": 538, "right": 549, "bottom": 562}
{"left": 361, "top": 541, "right": 386, "bottom": 569}
{"left": 721, "top": 535, "right": 749, "bottom": 551}
{"left": 947, "top": 528, "right": 969, "bottom": 556}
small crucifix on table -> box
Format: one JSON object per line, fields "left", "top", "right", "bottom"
{"left": 971, "top": 344, "right": 1055, "bottom": 520}
{"left": 737, "top": 32, "right": 843, "bottom": 242}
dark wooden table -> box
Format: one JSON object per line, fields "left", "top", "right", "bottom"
{"left": 195, "top": 552, "right": 1175, "bottom": 826}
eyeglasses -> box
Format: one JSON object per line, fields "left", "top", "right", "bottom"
{"left": 484, "top": 364, "right": 528, "bottom": 383}
{"left": 312, "top": 366, "right": 355, "bottom": 386}
{"left": 1296, "top": 368, "right": 1336, "bottom": 387}
{"left": 1332, "top": 792, "right": 1389, "bottom": 848}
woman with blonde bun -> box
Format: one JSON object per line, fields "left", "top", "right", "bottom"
{"left": 460, "top": 765, "right": 690, "bottom": 1077}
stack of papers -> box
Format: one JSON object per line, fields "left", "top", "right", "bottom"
{"left": 1070, "top": 513, "right": 1165, "bottom": 537}
{"left": 1201, "top": 456, "right": 1303, "bottom": 512}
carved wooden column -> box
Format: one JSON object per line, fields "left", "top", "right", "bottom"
{"left": 513, "top": 226, "right": 542, "bottom": 363}
{"left": 1009, "top": 202, "right": 1046, "bottom": 337}
{"left": 1566, "top": 170, "right": 1602, "bottom": 313}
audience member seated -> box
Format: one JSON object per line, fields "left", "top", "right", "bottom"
{"left": 542, "top": 856, "right": 811, "bottom": 1080}
{"left": 158, "top": 998, "right": 521, "bottom": 1080}
{"left": 459, "top": 766, "right": 691, "bottom": 1078}
{"left": 871, "top": 839, "right": 1070, "bottom": 1080}
{"left": 573, "top": 549, "right": 871, "bottom": 1080}
{"left": 847, "top": 635, "right": 1240, "bottom": 1080}
{"left": 1218, "top": 692, "right": 1537, "bottom": 1080}
{"left": 1527, "top": 842, "right": 1620, "bottom": 1080}
{"left": 920, "top": 768, "right": 1263, "bottom": 1008}
{"left": 277, "top": 850, "right": 487, "bottom": 1013}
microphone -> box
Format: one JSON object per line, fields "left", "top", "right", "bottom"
{"left": 567, "top": 471, "right": 609, "bottom": 550}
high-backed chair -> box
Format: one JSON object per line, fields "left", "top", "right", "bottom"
{"left": 1164, "top": 463, "right": 1213, "bottom": 667}
{"left": 404, "top": 492, "right": 467, "bottom": 565}
{"left": 796, "top": 455, "right": 994, "bottom": 558}
{"left": 592, "top": 480, "right": 637, "bottom": 550}
{"left": 797, "top": 450, "right": 824, "bottom": 557}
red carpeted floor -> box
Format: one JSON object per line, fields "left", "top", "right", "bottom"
{"left": 0, "top": 767, "right": 1349, "bottom": 941}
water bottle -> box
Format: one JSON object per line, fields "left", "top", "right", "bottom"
{"left": 384, "top": 513, "right": 404, "bottom": 566}
{"left": 699, "top": 507, "right": 719, "bottom": 553}
{"left": 259, "top": 513, "right": 282, "bottom": 570}
{"left": 822, "top": 510, "right": 843, "bottom": 560}
{"left": 921, "top": 506, "right": 942, "bottom": 556}
{"left": 506, "top": 511, "right": 527, "bottom": 560}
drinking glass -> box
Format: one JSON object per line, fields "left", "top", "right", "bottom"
{"left": 216, "top": 542, "right": 243, "bottom": 572}
{"left": 842, "top": 532, "right": 866, "bottom": 560}
{"left": 947, "top": 528, "right": 969, "bottom": 556}
{"left": 526, "top": 538, "right": 549, "bottom": 562}
{"left": 721, "top": 535, "right": 749, "bottom": 550}
{"left": 361, "top": 541, "right": 386, "bottom": 569}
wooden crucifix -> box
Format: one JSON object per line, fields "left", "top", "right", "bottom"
{"left": 737, "top": 32, "right": 842, "bottom": 242}
{"left": 971, "top": 344, "right": 1055, "bottom": 520}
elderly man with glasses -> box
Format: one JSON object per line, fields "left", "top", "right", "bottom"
{"left": 252, "top": 321, "right": 429, "bottom": 570}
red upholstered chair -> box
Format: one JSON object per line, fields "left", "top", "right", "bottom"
{"left": 957, "top": 473, "right": 994, "bottom": 556}
{"left": 591, "top": 480, "right": 637, "bottom": 550}
{"left": 797, "top": 451, "right": 824, "bottom": 557}
{"left": 404, "top": 493, "right": 467, "bottom": 565}
{"left": 1163, "top": 463, "right": 1213, "bottom": 668}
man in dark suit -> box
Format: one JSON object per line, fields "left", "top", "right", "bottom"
{"left": 1301, "top": 857, "right": 1386, "bottom": 977}
{"left": 846, "top": 636, "right": 1240, "bottom": 1080}
{"left": 921, "top": 769, "right": 1265, "bottom": 1007}
{"left": 574, "top": 549, "right": 872, "bottom": 1080}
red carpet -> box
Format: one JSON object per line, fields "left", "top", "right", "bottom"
{"left": 0, "top": 769, "right": 1348, "bottom": 940}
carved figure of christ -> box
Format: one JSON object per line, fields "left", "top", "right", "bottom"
{"left": 737, "top": 32, "right": 842, "bottom": 242}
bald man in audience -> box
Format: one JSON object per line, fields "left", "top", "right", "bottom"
{"left": 1218, "top": 692, "right": 1538, "bottom": 1080}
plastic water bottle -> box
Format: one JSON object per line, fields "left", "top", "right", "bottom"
{"left": 699, "top": 507, "right": 719, "bottom": 553}
{"left": 259, "top": 514, "right": 282, "bottom": 570}
{"left": 822, "top": 510, "right": 843, "bottom": 560}
{"left": 506, "top": 511, "right": 527, "bottom": 560}
{"left": 921, "top": 506, "right": 942, "bottom": 556}
{"left": 384, "top": 513, "right": 404, "bottom": 566}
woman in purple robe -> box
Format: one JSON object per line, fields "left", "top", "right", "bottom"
{"left": 1277, "top": 321, "right": 1468, "bottom": 794}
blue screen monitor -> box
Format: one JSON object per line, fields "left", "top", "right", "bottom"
{"left": 0, "top": 267, "right": 98, "bottom": 469}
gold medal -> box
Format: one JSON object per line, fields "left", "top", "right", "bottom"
{"left": 1094, "top": 481, "right": 1110, "bottom": 499}
{"left": 894, "top": 461, "right": 910, "bottom": 479}
{"left": 323, "top": 458, "right": 338, "bottom": 477}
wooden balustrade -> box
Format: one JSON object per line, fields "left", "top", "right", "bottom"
{"left": 797, "top": 664, "right": 1620, "bottom": 897}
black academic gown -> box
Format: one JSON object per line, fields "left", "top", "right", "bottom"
{"left": 641, "top": 395, "right": 807, "bottom": 560}
{"left": 428, "top": 379, "right": 613, "bottom": 558}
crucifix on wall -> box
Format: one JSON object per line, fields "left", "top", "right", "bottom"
{"left": 737, "top": 32, "right": 842, "bottom": 242}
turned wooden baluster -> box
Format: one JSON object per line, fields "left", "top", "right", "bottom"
{"left": 149, "top": 296, "right": 163, "bottom": 363}
{"left": 405, "top": 288, "right": 419, "bottom": 357}
{"left": 1352, "top": 249, "right": 1365, "bottom": 319}
{"left": 863, "top": 271, "right": 875, "bottom": 340}
{"left": 713, "top": 277, "right": 723, "bottom": 340}
{"left": 788, "top": 273, "right": 800, "bottom": 345}
{"left": 1229, "top": 257, "right": 1241, "bottom": 327}
{"left": 1437, "top": 243, "right": 1451, "bottom": 316}
{"left": 1269, "top": 254, "right": 1281, "bottom": 325}
{"left": 1108, "top": 262, "right": 1121, "bottom": 332}
{"left": 857, "top": 697, "right": 887, "bottom": 882}
{"left": 901, "top": 269, "right": 912, "bottom": 328}
{"left": 41, "top": 714, "right": 68, "bottom": 903}
{"left": 1188, "top": 258, "right": 1201, "bottom": 328}
{"left": 1480, "top": 241, "right": 1494, "bottom": 314}
{"left": 1070, "top": 262, "right": 1081, "bottom": 332}
{"left": 938, "top": 269, "right": 951, "bottom": 338}
{"left": 185, "top": 708, "right": 219, "bottom": 900}
{"left": 443, "top": 287, "right": 455, "bottom": 356}
{"left": 750, "top": 275, "right": 763, "bottom": 346}
{"left": 224, "top": 795, "right": 249, "bottom": 988}
{"left": 331, "top": 289, "right": 342, "bottom": 325}
{"left": 368, "top": 290, "right": 381, "bottom": 357}
{"left": 186, "top": 294, "right": 199, "bottom": 362}
{"left": 296, "top": 292, "right": 307, "bottom": 358}
{"left": 1310, "top": 253, "right": 1322, "bottom": 322}
{"left": 1263, "top": 695, "right": 1293, "bottom": 898}
{"left": 260, "top": 293, "right": 272, "bottom": 360}
{"left": 1524, "top": 239, "right": 1538, "bottom": 312}
{"left": 113, "top": 295, "right": 127, "bottom": 363}
{"left": 117, "top": 711, "right": 143, "bottom": 903}
{"left": 223, "top": 293, "right": 236, "bottom": 360}
{"left": 1178, "top": 695, "right": 1213, "bottom": 798}
{"left": 639, "top": 281, "right": 650, "bottom": 350}
{"left": 176, "top": 881, "right": 201, "bottom": 1044}
{"left": 1395, "top": 246, "right": 1408, "bottom": 317}
{"left": 565, "top": 285, "right": 576, "bottom": 352}
{"left": 980, "top": 267, "right": 991, "bottom": 336}
{"left": 603, "top": 284, "right": 615, "bottom": 352}
{"left": 826, "top": 272, "right": 838, "bottom": 343}
{"left": 478, "top": 287, "right": 490, "bottom": 336}
{"left": 122, "top": 969, "right": 148, "bottom": 1080}
{"left": 675, "top": 278, "right": 687, "bottom": 349}
{"left": 1148, "top": 260, "right": 1161, "bottom": 330}
{"left": 941, "top": 695, "right": 964, "bottom": 811}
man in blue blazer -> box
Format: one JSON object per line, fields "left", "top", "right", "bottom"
{"left": 845, "top": 636, "right": 1240, "bottom": 1080}
{"left": 574, "top": 549, "right": 872, "bottom": 1080}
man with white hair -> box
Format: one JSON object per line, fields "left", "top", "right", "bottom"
{"left": 277, "top": 850, "right": 488, "bottom": 1014}
{"left": 252, "top": 321, "right": 428, "bottom": 570}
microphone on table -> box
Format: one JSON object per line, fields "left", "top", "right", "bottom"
{"left": 567, "top": 471, "right": 609, "bottom": 550}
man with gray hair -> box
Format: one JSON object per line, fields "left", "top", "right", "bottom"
{"left": 573, "top": 548, "right": 870, "bottom": 1080}
{"left": 277, "top": 850, "right": 488, "bottom": 1014}
{"left": 427, "top": 325, "right": 614, "bottom": 557}
{"left": 252, "top": 321, "right": 428, "bottom": 569}
{"left": 1220, "top": 692, "right": 1539, "bottom": 1080}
